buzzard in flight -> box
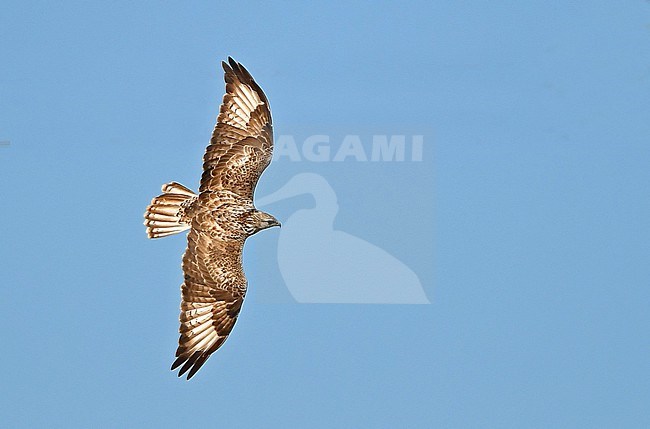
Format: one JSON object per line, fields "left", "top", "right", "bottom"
{"left": 144, "top": 58, "right": 279, "bottom": 379}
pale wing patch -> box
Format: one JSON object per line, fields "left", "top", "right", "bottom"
{"left": 219, "top": 82, "right": 263, "bottom": 130}
{"left": 173, "top": 298, "right": 235, "bottom": 379}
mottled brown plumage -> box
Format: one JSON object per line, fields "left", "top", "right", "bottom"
{"left": 144, "top": 58, "right": 279, "bottom": 379}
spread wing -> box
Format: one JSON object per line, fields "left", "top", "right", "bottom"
{"left": 199, "top": 57, "right": 273, "bottom": 200}
{"left": 171, "top": 228, "right": 246, "bottom": 379}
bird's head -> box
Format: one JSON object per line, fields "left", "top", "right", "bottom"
{"left": 242, "top": 209, "right": 281, "bottom": 236}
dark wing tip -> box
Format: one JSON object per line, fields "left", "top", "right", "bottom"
{"left": 170, "top": 355, "right": 185, "bottom": 371}
{"left": 219, "top": 57, "right": 269, "bottom": 106}
{"left": 222, "top": 56, "right": 240, "bottom": 75}
{"left": 226, "top": 57, "right": 247, "bottom": 81}
{"left": 171, "top": 348, "right": 213, "bottom": 380}
{"left": 222, "top": 59, "right": 232, "bottom": 74}
{"left": 172, "top": 350, "right": 202, "bottom": 378}
{"left": 186, "top": 354, "right": 210, "bottom": 380}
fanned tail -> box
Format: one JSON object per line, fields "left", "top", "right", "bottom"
{"left": 144, "top": 182, "right": 196, "bottom": 239}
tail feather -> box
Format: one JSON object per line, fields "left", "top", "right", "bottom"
{"left": 161, "top": 182, "right": 196, "bottom": 197}
{"left": 144, "top": 182, "right": 196, "bottom": 239}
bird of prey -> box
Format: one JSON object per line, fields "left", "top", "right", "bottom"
{"left": 143, "top": 57, "right": 279, "bottom": 380}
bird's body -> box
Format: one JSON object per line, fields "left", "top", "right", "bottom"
{"left": 144, "top": 58, "right": 278, "bottom": 379}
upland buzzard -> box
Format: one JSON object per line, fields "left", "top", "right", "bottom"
{"left": 144, "top": 58, "right": 279, "bottom": 379}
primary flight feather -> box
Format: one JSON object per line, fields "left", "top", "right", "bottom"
{"left": 144, "top": 57, "right": 279, "bottom": 380}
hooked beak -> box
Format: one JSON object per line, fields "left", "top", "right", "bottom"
{"left": 261, "top": 214, "right": 281, "bottom": 230}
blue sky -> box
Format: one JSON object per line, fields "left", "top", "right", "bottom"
{"left": 1, "top": 1, "right": 649, "bottom": 427}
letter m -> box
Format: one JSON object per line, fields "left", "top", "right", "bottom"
{"left": 371, "top": 135, "right": 406, "bottom": 161}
